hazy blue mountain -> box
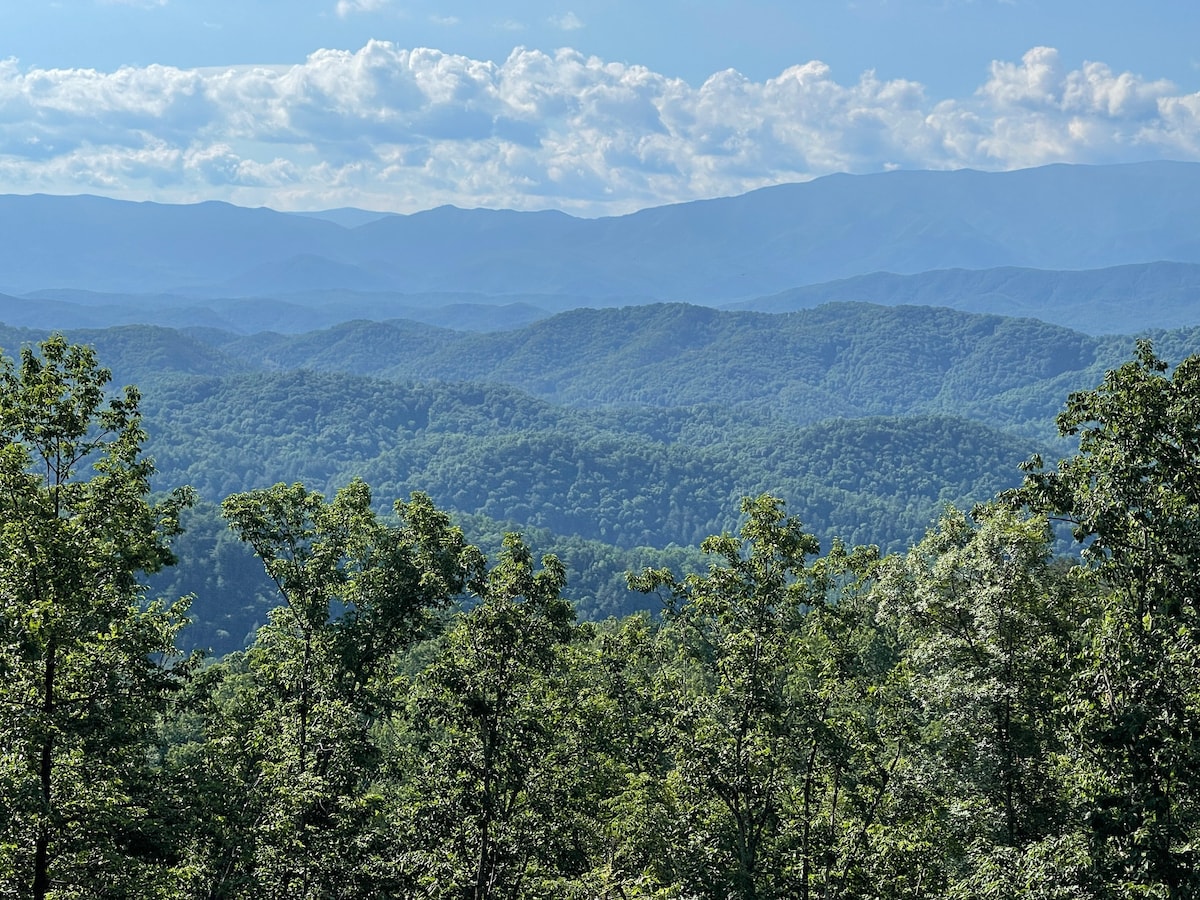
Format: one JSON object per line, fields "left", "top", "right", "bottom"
{"left": 18, "top": 260, "right": 1199, "bottom": 336}
{"left": 9, "top": 288, "right": 558, "bottom": 333}
{"left": 214, "top": 253, "right": 399, "bottom": 295}
{"left": 389, "top": 302, "right": 551, "bottom": 331}
{"left": 729, "top": 262, "right": 1200, "bottom": 335}
{"left": 6, "top": 291, "right": 245, "bottom": 331}
{"left": 289, "top": 207, "right": 393, "bottom": 228}
{"left": 3, "top": 163, "right": 1200, "bottom": 318}
{"left": 0, "top": 193, "right": 344, "bottom": 294}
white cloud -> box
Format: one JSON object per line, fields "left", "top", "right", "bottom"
{"left": 335, "top": 0, "right": 389, "bottom": 18}
{"left": 550, "top": 12, "right": 584, "bottom": 31}
{"left": 0, "top": 44, "right": 1197, "bottom": 213}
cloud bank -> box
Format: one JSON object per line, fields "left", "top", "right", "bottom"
{"left": 0, "top": 44, "right": 1196, "bottom": 213}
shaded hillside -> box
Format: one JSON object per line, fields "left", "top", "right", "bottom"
{"left": 4, "top": 304, "right": 1199, "bottom": 443}
{"left": 188, "top": 302, "right": 1196, "bottom": 439}
{"left": 135, "top": 369, "right": 1038, "bottom": 551}
{"left": 137, "top": 372, "right": 1040, "bottom": 653}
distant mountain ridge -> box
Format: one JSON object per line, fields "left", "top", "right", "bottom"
{"left": 6, "top": 259, "right": 1199, "bottom": 336}
{"left": 6, "top": 288, "right": 557, "bottom": 333}
{"left": 2, "top": 163, "right": 1199, "bottom": 333}
{"left": 12, "top": 301, "right": 1196, "bottom": 443}
{"left": 729, "top": 262, "right": 1200, "bottom": 335}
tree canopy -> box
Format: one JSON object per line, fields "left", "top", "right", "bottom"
{"left": 3, "top": 335, "right": 1200, "bottom": 897}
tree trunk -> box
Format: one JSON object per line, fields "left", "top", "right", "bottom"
{"left": 32, "top": 641, "right": 56, "bottom": 900}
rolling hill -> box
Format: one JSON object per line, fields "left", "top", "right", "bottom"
{"left": 0, "top": 301, "right": 1189, "bottom": 651}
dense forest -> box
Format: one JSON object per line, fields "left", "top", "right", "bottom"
{"left": 3, "top": 304, "right": 1200, "bottom": 653}
{"left": 3, "top": 332, "right": 1200, "bottom": 898}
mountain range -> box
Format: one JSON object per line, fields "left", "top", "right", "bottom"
{"left": 5, "top": 300, "right": 1174, "bottom": 651}
{"left": 4, "top": 161, "right": 1200, "bottom": 649}
{"left": 3, "top": 161, "right": 1200, "bottom": 335}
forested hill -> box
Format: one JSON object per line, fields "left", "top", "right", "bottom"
{"left": 22, "top": 301, "right": 1198, "bottom": 439}
{"left": 3, "top": 303, "right": 1196, "bottom": 650}
{"left": 9, "top": 308, "right": 1200, "bottom": 900}
{"left": 137, "top": 369, "right": 1036, "bottom": 551}
{"left": 729, "top": 261, "right": 1200, "bottom": 335}
{"left": 145, "top": 385, "right": 1038, "bottom": 651}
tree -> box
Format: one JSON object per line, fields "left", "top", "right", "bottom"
{"left": 1011, "top": 340, "right": 1200, "bottom": 895}
{"left": 631, "top": 494, "right": 899, "bottom": 900}
{"left": 874, "top": 504, "right": 1086, "bottom": 897}
{"left": 398, "top": 533, "right": 600, "bottom": 899}
{"left": 179, "top": 480, "right": 482, "bottom": 898}
{"left": 0, "top": 335, "right": 193, "bottom": 898}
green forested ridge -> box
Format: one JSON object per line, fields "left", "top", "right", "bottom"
{"left": 136, "top": 366, "right": 1036, "bottom": 652}
{"left": 192, "top": 303, "right": 1114, "bottom": 434}
{"left": 10, "top": 303, "right": 1199, "bottom": 438}
{"left": 5, "top": 335, "right": 1200, "bottom": 896}
{"left": 3, "top": 303, "right": 1198, "bottom": 652}
{"left": 147, "top": 392, "right": 1034, "bottom": 652}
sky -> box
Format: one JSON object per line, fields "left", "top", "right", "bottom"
{"left": 1, "top": 0, "right": 1199, "bottom": 214}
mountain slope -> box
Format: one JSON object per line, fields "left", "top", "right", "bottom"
{"left": 4, "top": 162, "right": 1200, "bottom": 309}
{"left": 0, "top": 305, "right": 1171, "bottom": 650}
{"left": 196, "top": 302, "right": 1144, "bottom": 438}
{"left": 730, "top": 262, "right": 1200, "bottom": 335}
{"left": 7, "top": 303, "right": 1195, "bottom": 443}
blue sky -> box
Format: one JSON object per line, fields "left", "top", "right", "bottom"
{"left": 1, "top": 0, "right": 1198, "bottom": 213}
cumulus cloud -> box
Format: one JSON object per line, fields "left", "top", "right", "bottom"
{"left": 0, "top": 43, "right": 1197, "bottom": 213}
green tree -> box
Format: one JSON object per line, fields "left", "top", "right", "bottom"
{"left": 177, "top": 480, "right": 481, "bottom": 898}
{"left": 631, "top": 495, "right": 900, "bottom": 900}
{"left": 569, "top": 612, "right": 680, "bottom": 898}
{"left": 875, "top": 504, "right": 1087, "bottom": 897}
{"left": 1012, "top": 340, "right": 1200, "bottom": 895}
{"left": 397, "top": 533, "right": 603, "bottom": 899}
{"left": 0, "top": 336, "right": 193, "bottom": 898}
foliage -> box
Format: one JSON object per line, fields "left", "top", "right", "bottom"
{"left": 632, "top": 495, "right": 902, "bottom": 899}
{"left": 394, "top": 534, "right": 595, "bottom": 898}
{"left": 0, "top": 335, "right": 194, "bottom": 898}
{"left": 7, "top": 334, "right": 1200, "bottom": 899}
{"left": 172, "top": 480, "right": 483, "bottom": 898}
{"left": 875, "top": 504, "right": 1086, "bottom": 896}
{"left": 1011, "top": 340, "right": 1200, "bottom": 895}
